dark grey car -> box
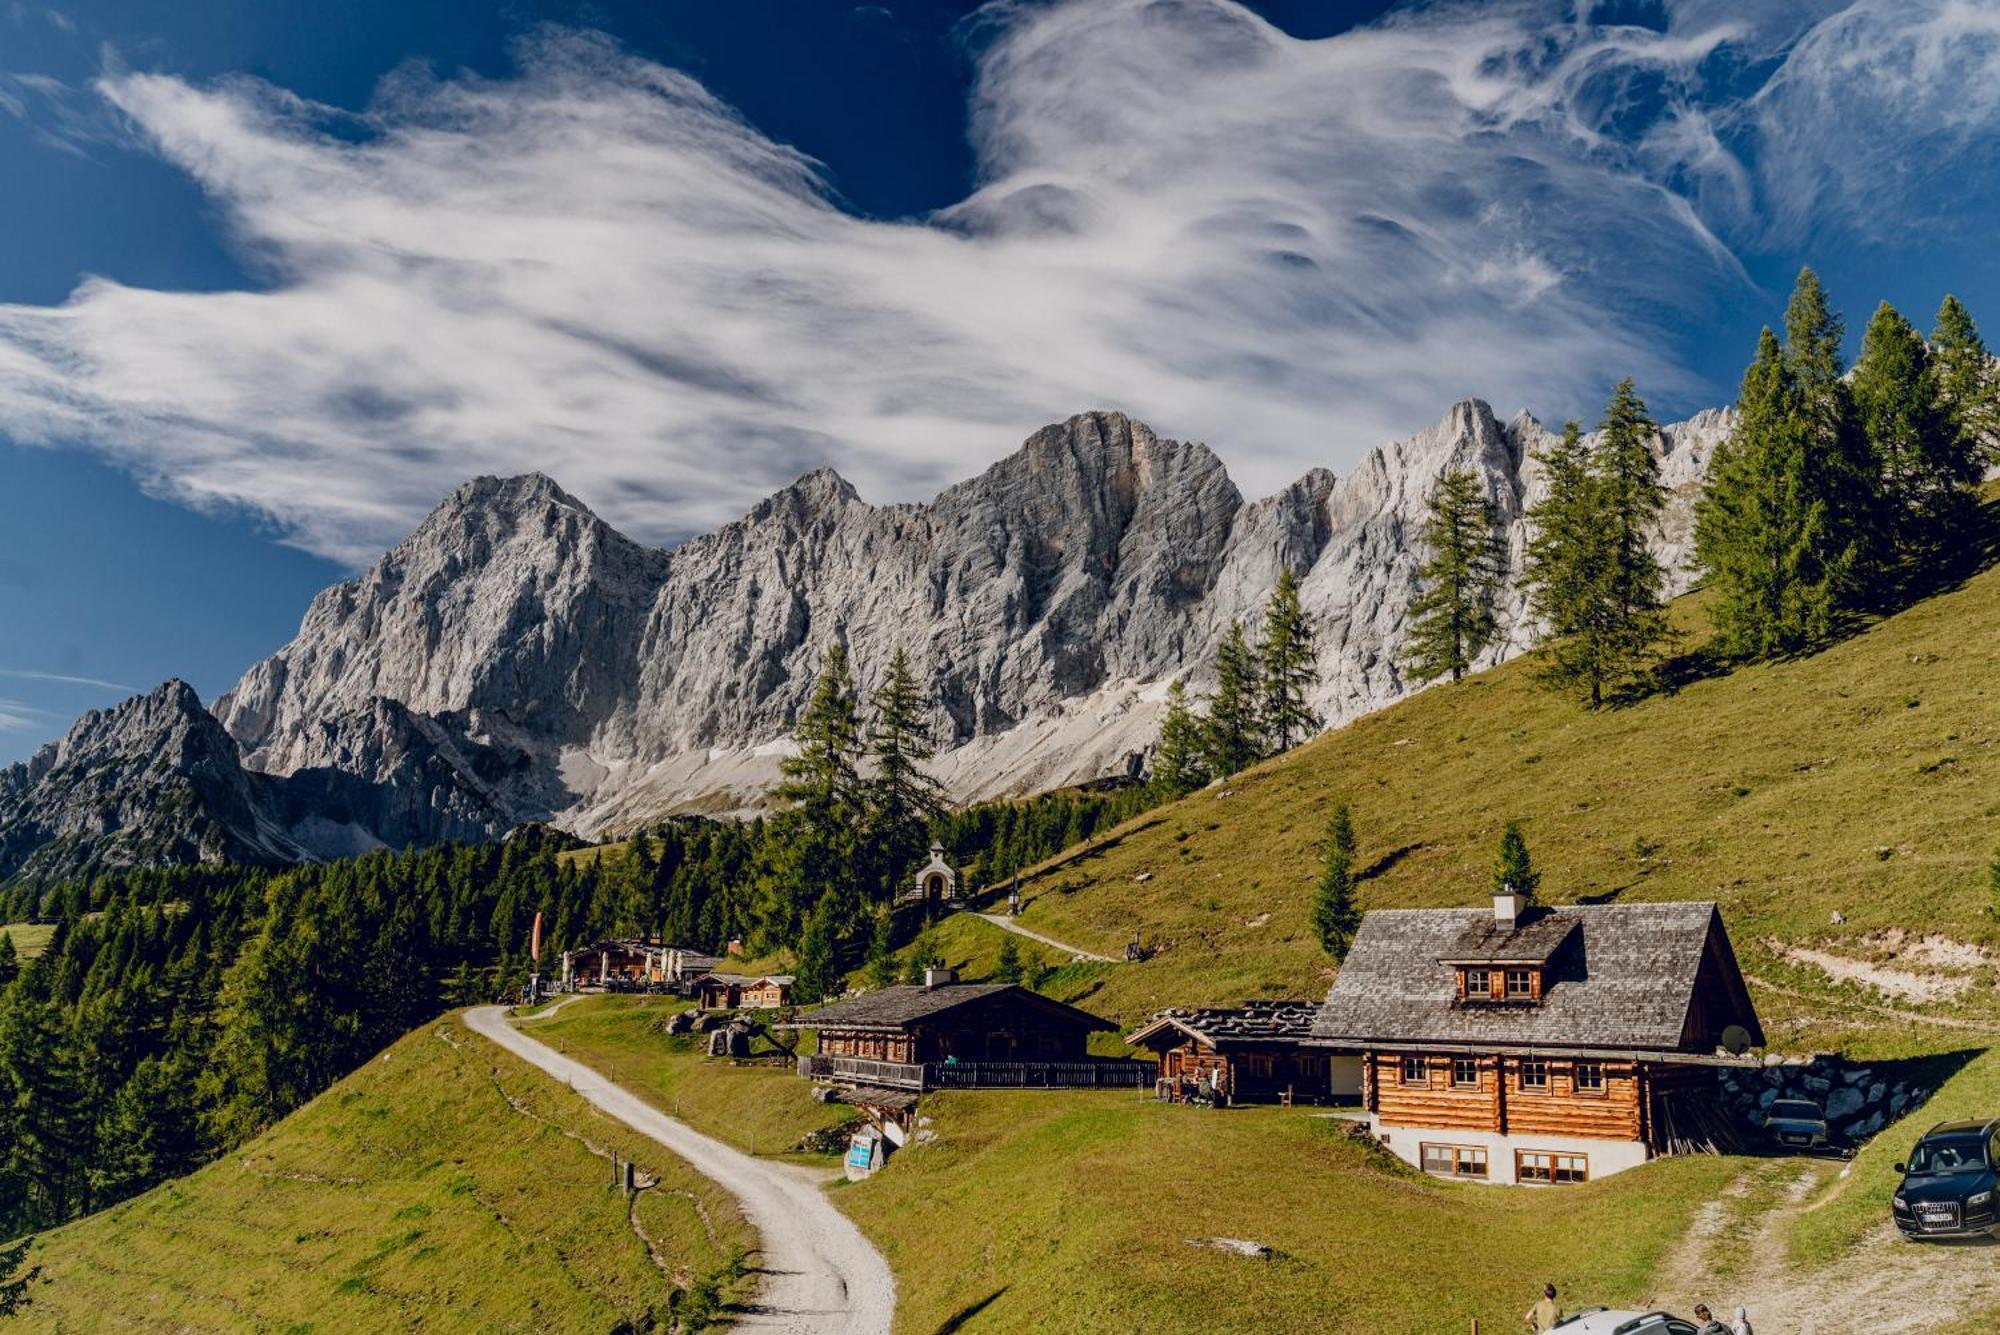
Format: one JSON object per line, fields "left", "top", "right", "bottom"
{"left": 1766, "top": 1097, "right": 1830, "bottom": 1151}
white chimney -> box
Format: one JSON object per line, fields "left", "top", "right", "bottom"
{"left": 1493, "top": 889, "right": 1527, "bottom": 930}
{"left": 923, "top": 965, "right": 958, "bottom": 990}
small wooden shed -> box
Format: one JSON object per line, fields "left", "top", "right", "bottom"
{"left": 1125, "top": 1000, "right": 1333, "bottom": 1105}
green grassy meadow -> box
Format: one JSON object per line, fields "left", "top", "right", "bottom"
{"left": 8, "top": 1012, "right": 755, "bottom": 1333}
{"left": 0, "top": 921, "right": 56, "bottom": 959}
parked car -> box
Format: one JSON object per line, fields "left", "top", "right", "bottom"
{"left": 1892, "top": 1118, "right": 2000, "bottom": 1240}
{"left": 1553, "top": 1309, "right": 1699, "bottom": 1334}
{"left": 1766, "top": 1097, "right": 1831, "bottom": 1151}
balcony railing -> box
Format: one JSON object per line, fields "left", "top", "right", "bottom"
{"left": 799, "top": 1054, "right": 1154, "bottom": 1092}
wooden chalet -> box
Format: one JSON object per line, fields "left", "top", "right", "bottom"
{"left": 1310, "top": 892, "right": 1763, "bottom": 1185}
{"left": 560, "top": 940, "right": 720, "bottom": 992}
{"left": 784, "top": 971, "right": 1151, "bottom": 1092}
{"left": 1126, "top": 1001, "right": 1344, "bottom": 1105}
{"left": 693, "top": 972, "right": 795, "bottom": 1011}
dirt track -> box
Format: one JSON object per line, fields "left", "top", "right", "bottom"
{"left": 463, "top": 1005, "right": 895, "bottom": 1334}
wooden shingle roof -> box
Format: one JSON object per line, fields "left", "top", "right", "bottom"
{"left": 1311, "top": 901, "right": 1761, "bottom": 1054}
{"left": 1126, "top": 1000, "right": 1319, "bottom": 1049}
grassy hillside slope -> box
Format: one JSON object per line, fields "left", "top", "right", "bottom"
{"left": 8, "top": 1013, "right": 754, "bottom": 1333}
{"left": 980, "top": 554, "right": 2000, "bottom": 1055}
{"left": 0, "top": 922, "right": 55, "bottom": 959}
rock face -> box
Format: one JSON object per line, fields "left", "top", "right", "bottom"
{"left": 2, "top": 398, "right": 1733, "bottom": 874}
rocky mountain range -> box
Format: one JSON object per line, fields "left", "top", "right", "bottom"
{"left": 0, "top": 399, "right": 1731, "bottom": 881}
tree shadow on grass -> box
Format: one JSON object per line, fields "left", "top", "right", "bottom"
{"left": 1357, "top": 843, "right": 1421, "bottom": 882}
{"left": 934, "top": 1287, "right": 1008, "bottom": 1333}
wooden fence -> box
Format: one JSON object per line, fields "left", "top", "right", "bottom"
{"left": 799, "top": 1054, "right": 1153, "bottom": 1092}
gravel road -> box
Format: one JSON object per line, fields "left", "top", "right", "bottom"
{"left": 463, "top": 1005, "right": 895, "bottom": 1334}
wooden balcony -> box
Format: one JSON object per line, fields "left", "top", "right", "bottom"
{"left": 799, "top": 1054, "right": 1154, "bottom": 1092}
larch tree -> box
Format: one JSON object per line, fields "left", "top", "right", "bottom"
{"left": 1492, "top": 822, "right": 1540, "bottom": 903}
{"left": 1932, "top": 294, "right": 2000, "bottom": 469}
{"left": 1312, "top": 803, "right": 1362, "bottom": 961}
{"left": 1204, "top": 620, "right": 1264, "bottom": 776}
{"left": 1151, "top": 680, "right": 1211, "bottom": 796}
{"left": 1258, "top": 567, "right": 1321, "bottom": 753}
{"left": 1404, "top": 469, "right": 1504, "bottom": 684}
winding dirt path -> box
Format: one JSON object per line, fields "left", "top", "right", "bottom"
{"left": 463, "top": 1005, "right": 895, "bottom": 1334}
{"left": 973, "top": 912, "right": 1121, "bottom": 963}
{"left": 1648, "top": 1157, "right": 2000, "bottom": 1333}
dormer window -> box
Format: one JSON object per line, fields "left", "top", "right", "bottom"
{"left": 1463, "top": 967, "right": 1491, "bottom": 997}
{"left": 1505, "top": 968, "right": 1535, "bottom": 999}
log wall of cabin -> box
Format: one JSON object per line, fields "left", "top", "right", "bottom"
{"left": 1368, "top": 1052, "right": 1647, "bottom": 1141}
{"left": 819, "top": 1031, "right": 916, "bottom": 1063}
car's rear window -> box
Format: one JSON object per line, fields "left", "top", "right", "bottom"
{"left": 1909, "top": 1136, "right": 1988, "bottom": 1174}
{"left": 1771, "top": 1101, "right": 1820, "bottom": 1119}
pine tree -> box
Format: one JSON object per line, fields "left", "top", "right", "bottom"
{"left": 776, "top": 643, "right": 863, "bottom": 811}
{"left": 1784, "top": 268, "right": 1881, "bottom": 602}
{"left": 1853, "top": 300, "right": 1972, "bottom": 567}
{"left": 1492, "top": 822, "right": 1539, "bottom": 902}
{"left": 1311, "top": 804, "right": 1361, "bottom": 961}
{"left": 0, "top": 933, "right": 16, "bottom": 989}
{"left": 865, "top": 911, "right": 898, "bottom": 990}
{"left": 993, "top": 935, "right": 1024, "bottom": 985}
{"left": 792, "top": 901, "right": 836, "bottom": 1005}
{"left": 1258, "top": 568, "right": 1321, "bottom": 752}
{"left": 1932, "top": 294, "right": 2000, "bottom": 468}
{"left": 0, "top": 1234, "right": 38, "bottom": 1317}
{"left": 1151, "top": 681, "right": 1211, "bottom": 796}
{"left": 864, "top": 647, "right": 945, "bottom": 898}
{"left": 900, "top": 926, "right": 936, "bottom": 987}
{"left": 1404, "top": 470, "right": 1504, "bottom": 684}
{"left": 1204, "top": 621, "right": 1264, "bottom": 776}
{"left": 765, "top": 643, "right": 866, "bottom": 948}
{"left": 1594, "top": 378, "right": 1673, "bottom": 689}
{"left": 1524, "top": 419, "right": 1603, "bottom": 693}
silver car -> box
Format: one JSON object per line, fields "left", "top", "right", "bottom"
{"left": 1766, "top": 1097, "right": 1830, "bottom": 1151}
{"left": 1554, "top": 1310, "right": 1701, "bottom": 1335}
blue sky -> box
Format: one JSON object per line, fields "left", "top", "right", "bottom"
{"left": 2, "top": 0, "right": 1998, "bottom": 763}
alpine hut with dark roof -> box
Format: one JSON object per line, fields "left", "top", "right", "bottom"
{"left": 1125, "top": 1001, "right": 1342, "bottom": 1105}
{"left": 1309, "top": 889, "right": 1763, "bottom": 1184}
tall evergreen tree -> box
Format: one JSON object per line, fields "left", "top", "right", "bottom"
{"left": 1853, "top": 301, "right": 1972, "bottom": 565}
{"left": 1311, "top": 804, "right": 1361, "bottom": 961}
{"left": 1784, "top": 268, "right": 1881, "bottom": 600}
{"left": 792, "top": 901, "right": 836, "bottom": 1005}
{"left": 1404, "top": 470, "right": 1504, "bottom": 684}
{"left": 1524, "top": 419, "right": 1603, "bottom": 691}
{"left": 1258, "top": 568, "right": 1321, "bottom": 752}
{"left": 1204, "top": 621, "right": 1264, "bottom": 776}
{"left": 1594, "top": 378, "right": 1673, "bottom": 685}
{"left": 864, "top": 647, "right": 945, "bottom": 898}
{"left": 1492, "top": 822, "right": 1540, "bottom": 903}
{"left": 993, "top": 935, "right": 1024, "bottom": 985}
{"left": 765, "top": 643, "right": 866, "bottom": 948}
{"left": 0, "top": 933, "right": 16, "bottom": 989}
{"left": 1932, "top": 294, "right": 2000, "bottom": 468}
{"left": 865, "top": 911, "right": 898, "bottom": 991}
{"left": 1151, "top": 681, "right": 1211, "bottom": 796}
{"left": 1695, "top": 327, "right": 1837, "bottom": 656}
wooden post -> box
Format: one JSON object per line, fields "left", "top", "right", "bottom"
{"left": 623, "top": 1161, "right": 635, "bottom": 1196}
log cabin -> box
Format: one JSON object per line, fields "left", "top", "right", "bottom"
{"left": 1125, "top": 1001, "right": 1347, "bottom": 1105}
{"left": 1309, "top": 892, "right": 1763, "bottom": 1185}
{"left": 560, "top": 940, "right": 720, "bottom": 992}
{"left": 693, "top": 972, "right": 795, "bottom": 1010}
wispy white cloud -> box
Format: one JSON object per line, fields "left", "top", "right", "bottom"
{"left": 0, "top": 1, "right": 1995, "bottom": 566}
{"left": 0, "top": 668, "right": 137, "bottom": 692}
{"left": 0, "top": 697, "right": 61, "bottom": 732}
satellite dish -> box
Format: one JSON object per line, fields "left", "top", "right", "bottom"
{"left": 1720, "top": 1024, "right": 1752, "bottom": 1056}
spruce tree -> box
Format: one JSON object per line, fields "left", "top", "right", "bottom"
{"left": 1853, "top": 300, "right": 1971, "bottom": 567}
{"left": 1695, "top": 327, "right": 1834, "bottom": 656}
{"left": 1492, "top": 822, "right": 1539, "bottom": 903}
{"left": 900, "top": 925, "right": 936, "bottom": 986}
{"left": 993, "top": 935, "right": 1024, "bottom": 985}
{"left": 1205, "top": 621, "right": 1264, "bottom": 776}
{"left": 1932, "top": 294, "right": 2000, "bottom": 468}
{"left": 0, "top": 933, "right": 15, "bottom": 989}
{"left": 1151, "top": 680, "right": 1211, "bottom": 796}
{"left": 1783, "top": 268, "right": 1880, "bottom": 602}
{"left": 1311, "top": 804, "right": 1362, "bottom": 961}
{"left": 1594, "top": 378, "right": 1673, "bottom": 691}
{"left": 1524, "top": 419, "right": 1602, "bottom": 694}
{"left": 766, "top": 643, "right": 866, "bottom": 946}
{"left": 864, "top": 647, "right": 945, "bottom": 897}
{"left": 1405, "top": 469, "right": 1504, "bottom": 684}
{"left": 1258, "top": 568, "right": 1321, "bottom": 752}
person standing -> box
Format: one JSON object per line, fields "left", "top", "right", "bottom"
{"left": 1692, "top": 1304, "right": 1729, "bottom": 1335}
{"left": 1523, "top": 1283, "right": 1561, "bottom": 1332}
{"left": 1731, "top": 1306, "right": 1754, "bottom": 1335}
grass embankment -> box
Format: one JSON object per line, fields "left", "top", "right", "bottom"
{"left": 10, "top": 1012, "right": 755, "bottom": 1333}
{"left": 534, "top": 995, "right": 1742, "bottom": 1333}
{"left": 976, "top": 555, "right": 2000, "bottom": 1056}
{"left": 0, "top": 921, "right": 55, "bottom": 959}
